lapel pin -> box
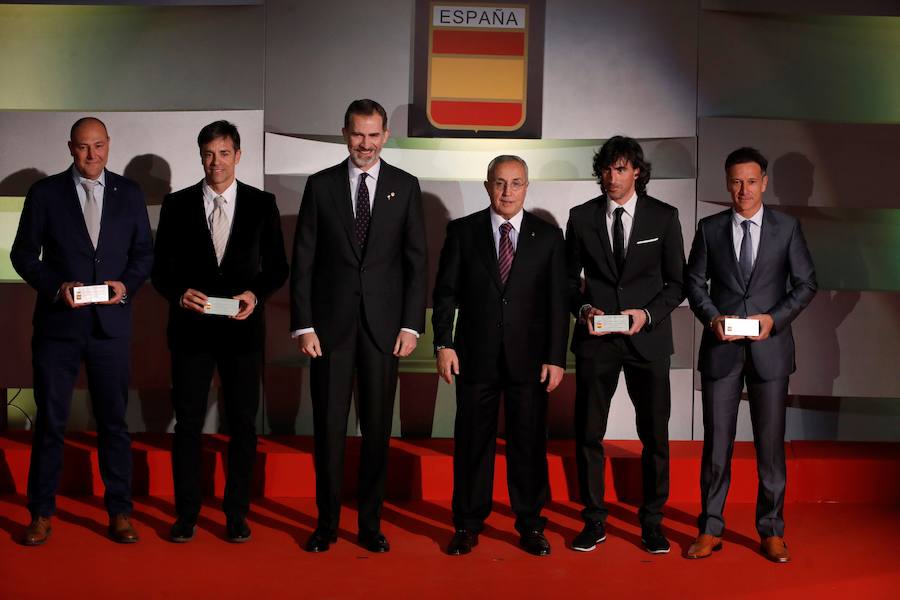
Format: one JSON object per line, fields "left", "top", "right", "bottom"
{"left": 387, "top": 192, "right": 396, "bottom": 200}
{"left": 530, "top": 231, "right": 535, "bottom": 238}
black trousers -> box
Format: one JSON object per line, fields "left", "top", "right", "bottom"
{"left": 171, "top": 348, "right": 261, "bottom": 522}
{"left": 28, "top": 333, "right": 132, "bottom": 518}
{"left": 574, "top": 336, "right": 671, "bottom": 529}
{"left": 309, "top": 315, "right": 398, "bottom": 536}
{"left": 452, "top": 361, "right": 549, "bottom": 535}
{"left": 699, "top": 345, "right": 788, "bottom": 539}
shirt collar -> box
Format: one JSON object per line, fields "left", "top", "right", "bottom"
{"left": 490, "top": 207, "right": 524, "bottom": 232}
{"left": 71, "top": 165, "right": 106, "bottom": 188}
{"left": 732, "top": 205, "right": 764, "bottom": 228}
{"left": 607, "top": 192, "right": 638, "bottom": 218}
{"left": 202, "top": 178, "right": 238, "bottom": 204}
{"left": 348, "top": 159, "right": 381, "bottom": 183}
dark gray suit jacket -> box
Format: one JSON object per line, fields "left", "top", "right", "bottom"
{"left": 685, "top": 207, "right": 817, "bottom": 380}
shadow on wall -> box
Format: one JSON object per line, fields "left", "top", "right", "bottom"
{"left": 772, "top": 152, "right": 861, "bottom": 399}
{"left": 0, "top": 168, "right": 47, "bottom": 196}
{"left": 127, "top": 154, "right": 174, "bottom": 431}
{"left": 124, "top": 154, "right": 172, "bottom": 207}
{"left": 651, "top": 139, "right": 695, "bottom": 179}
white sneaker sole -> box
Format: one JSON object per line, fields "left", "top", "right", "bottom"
{"left": 572, "top": 534, "right": 607, "bottom": 552}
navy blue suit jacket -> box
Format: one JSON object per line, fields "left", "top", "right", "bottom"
{"left": 685, "top": 207, "right": 817, "bottom": 380}
{"left": 10, "top": 168, "right": 154, "bottom": 340}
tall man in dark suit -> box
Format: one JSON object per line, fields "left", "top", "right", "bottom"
{"left": 685, "top": 147, "right": 816, "bottom": 563}
{"left": 11, "top": 117, "right": 153, "bottom": 545}
{"left": 433, "top": 156, "right": 568, "bottom": 557}
{"left": 152, "top": 121, "right": 288, "bottom": 543}
{"left": 566, "top": 136, "right": 685, "bottom": 554}
{"left": 290, "top": 99, "right": 427, "bottom": 553}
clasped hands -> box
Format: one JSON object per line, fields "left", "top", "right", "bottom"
{"left": 710, "top": 314, "right": 773, "bottom": 342}
{"left": 180, "top": 288, "right": 256, "bottom": 320}
{"left": 60, "top": 280, "right": 126, "bottom": 308}
{"left": 583, "top": 306, "right": 647, "bottom": 336}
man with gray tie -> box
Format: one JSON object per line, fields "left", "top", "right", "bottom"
{"left": 11, "top": 117, "right": 153, "bottom": 545}
{"left": 685, "top": 147, "right": 816, "bottom": 562}
{"left": 153, "top": 120, "right": 288, "bottom": 543}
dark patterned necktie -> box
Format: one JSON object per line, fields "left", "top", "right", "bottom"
{"left": 739, "top": 220, "right": 753, "bottom": 285}
{"left": 355, "top": 172, "right": 370, "bottom": 247}
{"left": 613, "top": 206, "right": 626, "bottom": 273}
{"left": 498, "top": 222, "right": 514, "bottom": 285}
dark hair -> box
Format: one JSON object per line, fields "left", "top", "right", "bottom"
{"left": 70, "top": 117, "right": 108, "bottom": 140}
{"left": 725, "top": 146, "right": 767, "bottom": 174}
{"left": 344, "top": 99, "right": 388, "bottom": 130}
{"left": 197, "top": 120, "right": 240, "bottom": 150}
{"left": 592, "top": 135, "right": 651, "bottom": 195}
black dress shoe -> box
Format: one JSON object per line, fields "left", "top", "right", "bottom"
{"left": 305, "top": 528, "right": 337, "bottom": 553}
{"left": 571, "top": 523, "right": 606, "bottom": 552}
{"left": 358, "top": 531, "right": 390, "bottom": 553}
{"left": 641, "top": 526, "right": 670, "bottom": 554}
{"left": 519, "top": 530, "right": 551, "bottom": 556}
{"left": 226, "top": 518, "right": 251, "bottom": 543}
{"left": 170, "top": 519, "right": 196, "bottom": 543}
{"left": 447, "top": 530, "right": 478, "bottom": 555}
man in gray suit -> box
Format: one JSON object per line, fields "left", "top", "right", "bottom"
{"left": 685, "top": 147, "right": 816, "bottom": 563}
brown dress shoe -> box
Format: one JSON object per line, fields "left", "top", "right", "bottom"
{"left": 686, "top": 534, "right": 722, "bottom": 559}
{"left": 761, "top": 536, "right": 791, "bottom": 563}
{"left": 22, "top": 516, "right": 52, "bottom": 546}
{"left": 108, "top": 514, "right": 139, "bottom": 544}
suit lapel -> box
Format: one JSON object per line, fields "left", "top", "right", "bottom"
{"left": 592, "top": 197, "right": 618, "bottom": 278}
{"left": 508, "top": 211, "right": 536, "bottom": 286}
{"left": 189, "top": 182, "right": 219, "bottom": 268}
{"left": 65, "top": 171, "right": 95, "bottom": 252}
{"left": 721, "top": 211, "right": 745, "bottom": 290}
{"left": 749, "top": 208, "right": 779, "bottom": 288}
{"left": 332, "top": 161, "right": 362, "bottom": 261}
{"left": 475, "top": 209, "right": 503, "bottom": 291}
{"left": 367, "top": 160, "right": 392, "bottom": 255}
{"left": 621, "top": 196, "right": 651, "bottom": 278}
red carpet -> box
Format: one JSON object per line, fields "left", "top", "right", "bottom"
{"left": 1, "top": 495, "right": 897, "bottom": 599}
{"left": 2, "top": 433, "right": 898, "bottom": 504}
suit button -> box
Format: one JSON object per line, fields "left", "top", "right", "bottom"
{"left": 497, "top": 321, "right": 503, "bottom": 328}
{"left": 618, "top": 286, "right": 623, "bottom": 291}
{"left": 502, "top": 298, "right": 509, "bottom": 305}
{"left": 94, "top": 258, "right": 100, "bottom": 263}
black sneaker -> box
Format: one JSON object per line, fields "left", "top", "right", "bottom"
{"left": 571, "top": 523, "right": 606, "bottom": 552}
{"left": 641, "top": 526, "right": 670, "bottom": 554}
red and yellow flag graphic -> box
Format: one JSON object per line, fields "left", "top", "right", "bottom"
{"left": 427, "top": 4, "right": 529, "bottom": 131}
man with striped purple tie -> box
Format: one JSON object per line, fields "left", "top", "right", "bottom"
{"left": 432, "top": 155, "right": 569, "bottom": 557}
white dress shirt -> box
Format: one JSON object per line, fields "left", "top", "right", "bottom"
{"left": 72, "top": 165, "right": 105, "bottom": 215}
{"left": 605, "top": 192, "right": 638, "bottom": 257}
{"left": 202, "top": 179, "right": 237, "bottom": 237}
{"left": 489, "top": 207, "right": 523, "bottom": 256}
{"left": 731, "top": 205, "right": 763, "bottom": 267}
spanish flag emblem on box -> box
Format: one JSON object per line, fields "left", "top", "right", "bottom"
{"left": 427, "top": 4, "right": 530, "bottom": 131}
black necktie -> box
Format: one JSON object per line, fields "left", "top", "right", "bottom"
{"left": 739, "top": 220, "right": 753, "bottom": 286}
{"left": 355, "top": 172, "right": 370, "bottom": 247}
{"left": 613, "top": 206, "right": 626, "bottom": 273}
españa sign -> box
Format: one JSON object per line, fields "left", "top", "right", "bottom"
{"left": 411, "top": 1, "right": 545, "bottom": 138}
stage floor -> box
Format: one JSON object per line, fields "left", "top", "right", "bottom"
{"left": 1, "top": 496, "right": 897, "bottom": 599}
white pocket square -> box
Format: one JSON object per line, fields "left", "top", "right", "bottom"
{"left": 636, "top": 237, "right": 659, "bottom": 245}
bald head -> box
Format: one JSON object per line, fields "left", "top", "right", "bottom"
{"left": 70, "top": 117, "right": 108, "bottom": 141}
{"left": 68, "top": 117, "right": 110, "bottom": 180}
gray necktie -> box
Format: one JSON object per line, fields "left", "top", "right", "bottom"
{"left": 81, "top": 180, "right": 101, "bottom": 249}
{"left": 739, "top": 220, "right": 753, "bottom": 286}
{"left": 210, "top": 195, "right": 229, "bottom": 264}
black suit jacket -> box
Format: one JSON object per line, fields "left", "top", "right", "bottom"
{"left": 290, "top": 159, "right": 427, "bottom": 354}
{"left": 432, "top": 209, "right": 568, "bottom": 383}
{"left": 11, "top": 168, "right": 153, "bottom": 340}
{"left": 685, "top": 207, "right": 817, "bottom": 380}
{"left": 151, "top": 180, "right": 288, "bottom": 351}
{"left": 566, "top": 193, "right": 685, "bottom": 361}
